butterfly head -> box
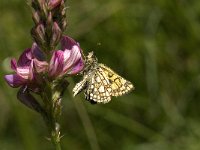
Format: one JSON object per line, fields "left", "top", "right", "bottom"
{"left": 85, "top": 51, "right": 98, "bottom": 65}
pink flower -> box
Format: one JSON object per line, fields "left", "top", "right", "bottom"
{"left": 5, "top": 36, "right": 84, "bottom": 88}
{"left": 49, "top": 36, "right": 84, "bottom": 77}
{"left": 4, "top": 43, "right": 48, "bottom": 88}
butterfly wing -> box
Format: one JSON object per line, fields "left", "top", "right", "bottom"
{"left": 85, "top": 67, "right": 112, "bottom": 104}
{"left": 73, "top": 75, "right": 88, "bottom": 97}
{"left": 99, "top": 64, "right": 134, "bottom": 97}
{"left": 73, "top": 61, "right": 134, "bottom": 104}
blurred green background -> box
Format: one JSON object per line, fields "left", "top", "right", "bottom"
{"left": 1, "top": 0, "right": 200, "bottom": 149}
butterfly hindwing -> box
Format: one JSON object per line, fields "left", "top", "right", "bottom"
{"left": 73, "top": 75, "right": 89, "bottom": 97}
{"left": 85, "top": 68, "right": 112, "bottom": 104}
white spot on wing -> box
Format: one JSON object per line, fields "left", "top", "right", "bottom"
{"left": 99, "top": 86, "right": 105, "bottom": 93}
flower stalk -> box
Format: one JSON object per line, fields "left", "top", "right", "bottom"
{"left": 4, "top": 0, "right": 84, "bottom": 149}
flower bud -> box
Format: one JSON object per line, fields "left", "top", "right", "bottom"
{"left": 47, "top": 12, "right": 53, "bottom": 27}
{"left": 32, "top": 11, "right": 40, "bottom": 25}
{"left": 36, "top": 24, "right": 45, "bottom": 40}
{"left": 32, "top": 24, "right": 46, "bottom": 47}
{"left": 61, "top": 20, "right": 67, "bottom": 31}
{"left": 51, "top": 22, "right": 62, "bottom": 48}
{"left": 48, "top": 0, "right": 62, "bottom": 10}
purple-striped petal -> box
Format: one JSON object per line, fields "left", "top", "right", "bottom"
{"left": 48, "top": 35, "right": 84, "bottom": 77}
{"left": 17, "top": 48, "right": 32, "bottom": 67}
{"left": 28, "top": 61, "right": 34, "bottom": 80}
{"left": 67, "top": 58, "right": 84, "bottom": 75}
{"left": 49, "top": 50, "right": 64, "bottom": 77}
{"left": 16, "top": 67, "right": 30, "bottom": 80}
{"left": 4, "top": 74, "right": 26, "bottom": 88}
{"left": 11, "top": 59, "right": 17, "bottom": 71}
{"left": 63, "top": 45, "right": 82, "bottom": 73}
{"left": 34, "top": 58, "right": 48, "bottom": 73}
{"left": 61, "top": 36, "right": 79, "bottom": 51}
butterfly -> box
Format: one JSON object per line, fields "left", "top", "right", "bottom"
{"left": 73, "top": 52, "right": 134, "bottom": 104}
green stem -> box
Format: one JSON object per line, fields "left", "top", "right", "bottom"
{"left": 51, "top": 130, "right": 61, "bottom": 150}
{"left": 43, "top": 109, "right": 62, "bottom": 150}
{"left": 49, "top": 103, "right": 62, "bottom": 150}
{"left": 42, "top": 78, "right": 64, "bottom": 150}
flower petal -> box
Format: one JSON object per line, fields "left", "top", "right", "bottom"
{"left": 63, "top": 45, "right": 82, "bottom": 73}
{"left": 28, "top": 61, "right": 34, "bottom": 80}
{"left": 17, "top": 48, "right": 32, "bottom": 67}
{"left": 11, "top": 59, "right": 17, "bottom": 71}
{"left": 16, "top": 66, "right": 31, "bottom": 80}
{"left": 4, "top": 74, "right": 26, "bottom": 88}
{"left": 49, "top": 50, "right": 64, "bottom": 77}
{"left": 61, "top": 36, "right": 79, "bottom": 51}
{"left": 31, "top": 43, "right": 46, "bottom": 61}
{"left": 67, "top": 58, "right": 84, "bottom": 75}
{"left": 34, "top": 58, "right": 48, "bottom": 73}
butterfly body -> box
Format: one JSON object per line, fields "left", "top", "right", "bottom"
{"left": 73, "top": 52, "right": 134, "bottom": 104}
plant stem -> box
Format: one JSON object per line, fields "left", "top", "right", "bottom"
{"left": 42, "top": 81, "right": 62, "bottom": 150}
{"left": 51, "top": 130, "right": 61, "bottom": 150}
{"left": 49, "top": 99, "right": 62, "bottom": 150}
{"left": 42, "top": 75, "right": 70, "bottom": 150}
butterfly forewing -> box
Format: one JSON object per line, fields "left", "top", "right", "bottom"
{"left": 99, "top": 64, "right": 134, "bottom": 97}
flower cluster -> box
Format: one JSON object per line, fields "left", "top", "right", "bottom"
{"left": 5, "top": 36, "right": 84, "bottom": 90}
{"left": 4, "top": 0, "right": 85, "bottom": 148}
